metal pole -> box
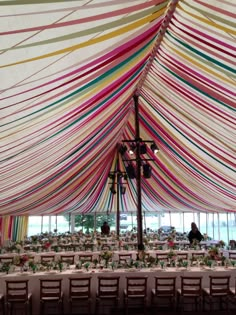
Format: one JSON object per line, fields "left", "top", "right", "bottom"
{"left": 134, "top": 94, "right": 144, "bottom": 250}
{"left": 94, "top": 211, "right": 97, "bottom": 232}
{"left": 41, "top": 216, "right": 43, "bottom": 233}
{"left": 226, "top": 212, "right": 229, "bottom": 244}
{"left": 69, "top": 213, "right": 71, "bottom": 232}
{"left": 116, "top": 172, "right": 120, "bottom": 236}
{"left": 55, "top": 214, "right": 57, "bottom": 231}
{"left": 217, "top": 212, "right": 220, "bottom": 240}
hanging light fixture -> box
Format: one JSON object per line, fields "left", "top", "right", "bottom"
{"left": 128, "top": 143, "right": 136, "bottom": 155}
{"left": 140, "top": 143, "right": 147, "bottom": 154}
{"left": 143, "top": 163, "right": 152, "bottom": 178}
{"left": 126, "top": 163, "right": 136, "bottom": 179}
{"left": 150, "top": 142, "right": 159, "bottom": 154}
{"left": 119, "top": 144, "right": 127, "bottom": 155}
{"left": 110, "top": 186, "right": 116, "bottom": 194}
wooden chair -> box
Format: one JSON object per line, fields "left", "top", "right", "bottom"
{"left": 151, "top": 276, "right": 176, "bottom": 310}
{"left": 39, "top": 279, "right": 63, "bottom": 315}
{"left": 118, "top": 253, "right": 132, "bottom": 265}
{"left": 95, "top": 276, "right": 120, "bottom": 315}
{"left": 176, "top": 252, "right": 188, "bottom": 260}
{"left": 228, "top": 251, "right": 236, "bottom": 259}
{"left": 78, "top": 254, "right": 93, "bottom": 263}
{"left": 5, "top": 280, "right": 32, "bottom": 315}
{"left": 0, "top": 257, "right": 14, "bottom": 264}
{"left": 84, "top": 243, "right": 94, "bottom": 251}
{"left": 191, "top": 252, "right": 206, "bottom": 260}
{"left": 0, "top": 294, "right": 5, "bottom": 315}
{"left": 101, "top": 244, "right": 111, "bottom": 251}
{"left": 177, "top": 276, "right": 202, "bottom": 313}
{"left": 124, "top": 276, "right": 148, "bottom": 315}
{"left": 203, "top": 275, "right": 231, "bottom": 312}
{"left": 229, "top": 240, "right": 236, "bottom": 250}
{"left": 68, "top": 277, "right": 92, "bottom": 314}
{"left": 229, "top": 277, "right": 236, "bottom": 311}
{"left": 60, "top": 255, "right": 75, "bottom": 265}
{"left": 155, "top": 252, "right": 169, "bottom": 262}
{"left": 40, "top": 255, "right": 55, "bottom": 264}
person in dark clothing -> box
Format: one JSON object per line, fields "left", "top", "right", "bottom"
{"left": 101, "top": 221, "right": 110, "bottom": 235}
{"left": 188, "top": 222, "right": 203, "bottom": 244}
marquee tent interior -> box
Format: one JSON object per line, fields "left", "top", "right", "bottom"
{"left": 0, "top": 0, "right": 235, "bottom": 241}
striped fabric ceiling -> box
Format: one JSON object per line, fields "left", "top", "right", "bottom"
{"left": 0, "top": 0, "right": 235, "bottom": 215}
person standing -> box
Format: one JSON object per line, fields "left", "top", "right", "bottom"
{"left": 101, "top": 221, "right": 110, "bottom": 235}
{"left": 188, "top": 222, "right": 203, "bottom": 244}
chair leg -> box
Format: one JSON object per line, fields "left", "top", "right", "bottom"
{"left": 40, "top": 301, "right": 44, "bottom": 315}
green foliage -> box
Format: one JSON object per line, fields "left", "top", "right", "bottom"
{"left": 64, "top": 214, "right": 115, "bottom": 233}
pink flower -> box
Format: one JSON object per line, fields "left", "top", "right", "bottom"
{"left": 168, "top": 241, "right": 175, "bottom": 248}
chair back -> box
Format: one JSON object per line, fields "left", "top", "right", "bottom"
{"left": 118, "top": 253, "right": 132, "bottom": 264}
{"left": 228, "top": 251, "right": 236, "bottom": 259}
{"left": 0, "top": 257, "right": 14, "bottom": 264}
{"left": 40, "top": 255, "right": 55, "bottom": 264}
{"left": 209, "top": 276, "right": 230, "bottom": 296}
{"left": 126, "top": 277, "right": 148, "bottom": 297}
{"left": 6, "top": 280, "right": 29, "bottom": 302}
{"left": 101, "top": 244, "right": 111, "bottom": 251}
{"left": 40, "top": 279, "right": 62, "bottom": 299}
{"left": 155, "top": 252, "right": 169, "bottom": 262}
{"left": 191, "top": 252, "right": 206, "bottom": 260}
{"left": 97, "top": 277, "right": 120, "bottom": 298}
{"left": 69, "top": 277, "right": 91, "bottom": 298}
{"left": 154, "top": 277, "right": 176, "bottom": 296}
{"left": 180, "top": 276, "right": 202, "bottom": 296}
{"left": 60, "top": 255, "right": 75, "bottom": 265}
{"left": 229, "top": 241, "right": 236, "bottom": 250}
{"left": 176, "top": 253, "right": 188, "bottom": 260}
{"left": 78, "top": 254, "right": 93, "bottom": 262}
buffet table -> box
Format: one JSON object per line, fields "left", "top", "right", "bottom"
{"left": 0, "top": 266, "right": 235, "bottom": 315}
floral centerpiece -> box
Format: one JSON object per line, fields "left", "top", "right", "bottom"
{"left": 42, "top": 241, "right": 52, "bottom": 251}
{"left": 0, "top": 262, "right": 12, "bottom": 274}
{"left": 28, "top": 261, "right": 37, "bottom": 273}
{"left": 203, "top": 246, "right": 222, "bottom": 267}
{"left": 83, "top": 262, "right": 90, "bottom": 271}
{"left": 168, "top": 250, "right": 177, "bottom": 267}
{"left": 13, "top": 254, "right": 29, "bottom": 272}
{"left": 100, "top": 251, "right": 113, "bottom": 268}
{"left": 146, "top": 256, "right": 156, "bottom": 267}
{"left": 191, "top": 239, "right": 200, "bottom": 249}
{"left": 218, "top": 240, "right": 225, "bottom": 248}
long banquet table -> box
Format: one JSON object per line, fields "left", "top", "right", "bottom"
{"left": 0, "top": 248, "right": 227, "bottom": 263}
{"left": 0, "top": 265, "right": 236, "bottom": 315}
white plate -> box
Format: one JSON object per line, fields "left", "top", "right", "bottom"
{"left": 125, "top": 269, "right": 137, "bottom": 272}
{"left": 72, "top": 270, "right": 83, "bottom": 273}
{"left": 99, "top": 269, "right": 110, "bottom": 272}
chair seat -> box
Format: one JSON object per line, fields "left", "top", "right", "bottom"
{"left": 124, "top": 289, "right": 146, "bottom": 298}
{"left": 8, "top": 293, "right": 32, "bottom": 302}
{"left": 41, "top": 296, "right": 63, "bottom": 301}
{"left": 203, "top": 287, "right": 228, "bottom": 296}
{"left": 177, "top": 288, "right": 200, "bottom": 297}
{"left": 152, "top": 288, "right": 174, "bottom": 296}
{"left": 97, "top": 293, "right": 118, "bottom": 299}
